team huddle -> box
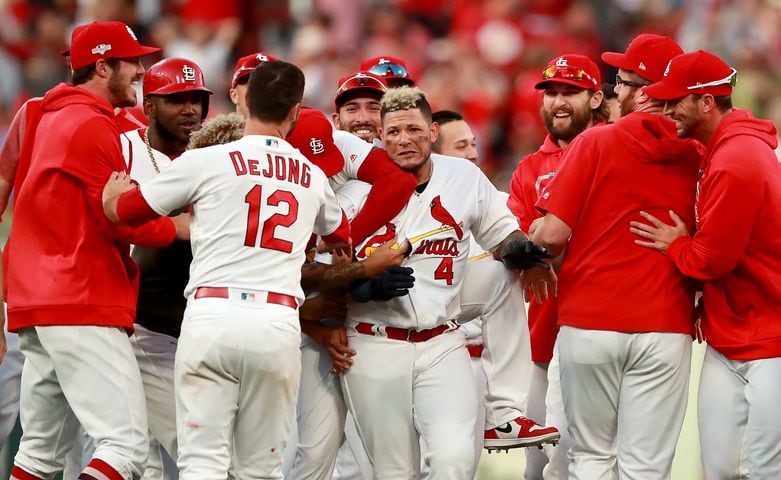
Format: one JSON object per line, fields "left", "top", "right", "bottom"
{"left": 0, "top": 18, "right": 779, "bottom": 480}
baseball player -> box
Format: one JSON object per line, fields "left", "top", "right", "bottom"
{"left": 633, "top": 50, "right": 781, "bottom": 479}
{"left": 506, "top": 54, "right": 607, "bottom": 479}
{"left": 432, "top": 109, "right": 559, "bottom": 461}
{"left": 104, "top": 60, "right": 351, "bottom": 479}
{"left": 529, "top": 34, "right": 702, "bottom": 479}
{"left": 341, "top": 86, "right": 552, "bottom": 479}
{"left": 120, "top": 56, "right": 213, "bottom": 480}
{"left": 230, "top": 54, "right": 417, "bottom": 245}
{"left": 5, "top": 21, "right": 183, "bottom": 480}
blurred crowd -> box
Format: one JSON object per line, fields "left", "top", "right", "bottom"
{"left": 1, "top": 0, "right": 780, "bottom": 187}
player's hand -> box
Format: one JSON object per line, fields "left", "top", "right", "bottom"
{"left": 350, "top": 266, "right": 415, "bottom": 302}
{"left": 321, "top": 327, "right": 355, "bottom": 374}
{"left": 521, "top": 267, "right": 558, "bottom": 304}
{"left": 361, "top": 239, "right": 410, "bottom": 276}
{"left": 502, "top": 239, "right": 552, "bottom": 270}
{"left": 629, "top": 210, "right": 689, "bottom": 254}
{"left": 300, "top": 296, "right": 346, "bottom": 323}
{"left": 170, "top": 213, "right": 190, "bottom": 241}
{"left": 102, "top": 172, "right": 136, "bottom": 223}
{"left": 527, "top": 217, "right": 545, "bottom": 238}
{"left": 317, "top": 240, "right": 352, "bottom": 257}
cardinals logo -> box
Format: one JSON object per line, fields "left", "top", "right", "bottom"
{"left": 429, "top": 196, "right": 463, "bottom": 240}
{"left": 357, "top": 223, "right": 396, "bottom": 258}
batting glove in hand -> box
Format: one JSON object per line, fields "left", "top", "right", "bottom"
{"left": 349, "top": 266, "right": 415, "bottom": 302}
{"left": 502, "top": 239, "right": 552, "bottom": 270}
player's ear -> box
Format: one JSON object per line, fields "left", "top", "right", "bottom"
{"left": 289, "top": 102, "right": 302, "bottom": 124}
{"left": 143, "top": 97, "right": 154, "bottom": 119}
{"left": 229, "top": 88, "right": 239, "bottom": 107}
{"left": 430, "top": 121, "right": 440, "bottom": 144}
{"left": 589, "top": 90, "right": 604, "bottom": 110}
{"left": 331, "top": 112, "right": 341, "bottom": 129}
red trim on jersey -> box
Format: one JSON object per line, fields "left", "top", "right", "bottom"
{"left": 10, "top": 466, "right": 45, "bottom": 480}
{"left": 321, "top": 211, "right": 350, "bottom": 246}
{"left": 351, "top": 148, "right": 417, "bottom": 244}
{"left": 116, "top": 188, "right": 163, "bottom": 225}
{"left": 82, "top": 459, "right": 124, "bottom": 480}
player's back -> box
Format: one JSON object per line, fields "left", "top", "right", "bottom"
{"left": 165, "top": 135, "right": 333, "bottom": 302}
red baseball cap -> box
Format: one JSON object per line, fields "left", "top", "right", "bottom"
{"left": 66, "top": 21, "right": 160, "bottom": 71}
{"left": 643, "top": 50, "right": 736, "bottom": 100}
{"left": 335, "top": 71, "right": 388, "bottom": 107}
{"left": 601, "top": 33, "right": 683, "bottom": 83}
{"left": 287, "top": 108, "right": 345, "bottom": 177}
{"left": 231, "top": 52, "right": 279, "bottom": 88}
{"left": 534, "top": 54, "right": 601, "bottom": 91}
{"left": 359, "top": 55, "right": 414, "bottom": 86}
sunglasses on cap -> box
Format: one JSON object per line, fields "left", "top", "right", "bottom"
{"left": 337, "top": 73, "right": 388, "bottom": 96}
{"left": 367, "top": 62, "right": 409, "bottom": 79}
{"left": 542, "top": 65, "right": 598, "bottom": 88}
{"left": 687, "top": 68, "right": 737, "bottom": 90}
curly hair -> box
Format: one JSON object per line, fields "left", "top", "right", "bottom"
{"left": 187, "top": 113, "right": 245, "bottom": 149}
{"left": 380, "top": 86, "right": 432, "bottom": 122}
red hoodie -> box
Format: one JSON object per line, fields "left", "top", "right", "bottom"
{"left": 667, "top": 109, "right": 781, "bottom": 360}
{"left": 6, "top": 84, "right": 176, "bottom": 332}
{"left": 537, "top": 112, "right": 703, "bottom": 333}
{"left": 508, "top": 135, "right": 563, "bottom": 363}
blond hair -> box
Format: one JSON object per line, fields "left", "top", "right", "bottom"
{"left": 188, "top": 113, "right": 245, "bottom": 149}
{"left": 380, "top": 86, "right": 432, "bottom": 121}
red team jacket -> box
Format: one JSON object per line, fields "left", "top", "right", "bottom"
{"left": 667, "top": 109, "right": 781, "bottom": 360}
{"left": 508, "top": 135, "right": 563, "bottom": 363}
{"left": 6, "top": 84, "right": 175, "bottom": 332}
{"left": 536, "top": 112, "right": 703, "bottom": 334}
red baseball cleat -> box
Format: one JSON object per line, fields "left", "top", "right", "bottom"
{"left": 484, "top": 416, "right": 560, "bottom": 451}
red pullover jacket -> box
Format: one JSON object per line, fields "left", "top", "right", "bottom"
{"left": 508, "top": 135, "right": 563, "bottom": 363}
{"left": 667, "top": 109, "right": 781, "bottom": 360}
{"left": 6, "top": 84, "right": 175, "bottom": 332}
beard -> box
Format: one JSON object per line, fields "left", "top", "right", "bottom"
{"left": 541, "top": 104, "right": 593, "bottom": 144}
{"left": 108, "top": 69, "right": 137, "bottom": 108}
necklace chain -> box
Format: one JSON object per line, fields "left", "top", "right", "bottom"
{"left": 144, "top": 128, "right": 161, "bottom": 175}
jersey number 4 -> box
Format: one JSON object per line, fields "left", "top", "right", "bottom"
{"left": 434, "top": 257, "right": 454, "bottom": 285}
{"left": 244, "top": 185, "right": 299, "bottom": 253}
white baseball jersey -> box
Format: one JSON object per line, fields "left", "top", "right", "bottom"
{"left": 139, "top": 135, "right": 346, "bottom": 303}
{"left": 121, "top": 128, "right": 174, "bottom": 183}
{"left": 329, "top": 130, "right": 374, "bottom": 191}
{"left": 349, "top": 153, "right": 518, "bottom": 330}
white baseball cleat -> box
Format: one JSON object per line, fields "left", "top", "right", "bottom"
{"left": 483, "top": 416, "right": 560, "bottom": 451}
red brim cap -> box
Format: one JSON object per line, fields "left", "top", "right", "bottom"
{"left": 287, "top": 108, "right": 344, "bottom": 177}
{"left": 335, "top": 71, "right": 387, "bottom": 107}
{"left": 67, "top": 22, "right": 161, "bottom": 71}
{"left": 600, "top": 34, "right": 683, "bottom": 83}
{"left": 643, "top": 50, "right": 736, "bottom": 100}
{"left": 232, "top": 52, "right": 279, "bottom": 88}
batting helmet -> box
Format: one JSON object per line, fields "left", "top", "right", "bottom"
{"left": 143, "top": 57, "right": 213, "bottom": 97}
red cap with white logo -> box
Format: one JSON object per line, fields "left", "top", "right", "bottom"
{"left": 601, "top": 33, "right": 683, "bottom": 83}
{"left": 643, "top": 50, "right": 736, "bottom": 100}
{"left": 286, "top": 108, "right": 345, "bottom": 177}
{"left": 66, "top": 21, "right": 160, "bottom": 71}
{"left": 231, "top": 52, "right": 279, "bottom": 88}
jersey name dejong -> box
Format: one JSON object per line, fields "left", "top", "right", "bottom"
{"left": 412, "top": 238, "right": 460, "bottom": 256}
{"left": 230, "top": 151, "right": 312, "bottom": 187}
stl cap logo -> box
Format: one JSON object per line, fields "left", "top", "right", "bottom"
{"left": 257, "top": 54, "right": 268, "bottom": 62}
{"left": 378, "top": 58, "right": 390, "bottom": 64}
{"left": 91, "top": 44, "right": 112, "bottom": 55}
{"left": 664, "top": 60, "right": 672, "bottom": 77}
{"left": 182, "top": 65, "right": 196, "bottom": 81}
{"left": 639, "top": 61, "right": 647, "bottom": 71}
{"left": 309, "top": 138, "right": 325, "bottom": 155}
{"left": 555, "top": 57, "right": 568, "bottom": 67}
{"left": 125, "top": 25, "right": 138, "bottom": 41}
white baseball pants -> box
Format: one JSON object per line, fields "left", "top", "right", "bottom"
{"left": 0, "top": 317, "right": 22, "bottom": 449}
{"left": 558, "top": 326, "right": 691, "bottom": 480}
{"left": 698, "top": 345, "right": 781, "bottom": 479}
{"left": 456, "top": 257, "right": 531, "bottom": 429}
{"left": 542, "top": 340, "right": 570, "bottom": 480}
{"left": 14, "top": 325, "right": 149, "bottom": 479}
{"left": 342, "top": 329, "right": 478, "bottom": 479}
{"left": 524, "top": 361, "right": 549, "bottom": 480}
{"left": 174, "top": 297, "right": 301, "bottom": 480}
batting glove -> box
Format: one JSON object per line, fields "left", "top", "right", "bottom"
{"left": 349, "top": 266, "right": 415, "bottom": 302}
{"left": 502, "top": 239, "right": 552, "bottom": 270}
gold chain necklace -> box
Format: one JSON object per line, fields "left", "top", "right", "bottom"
{"left": 144, "top": 128, "right": 161, "bottom": 174}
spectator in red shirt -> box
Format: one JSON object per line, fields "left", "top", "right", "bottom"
{"left": 530, "top": 34, "right": 704, "bottom": 479}
{"left": 6, "top": 21, "right": 183, "bottom": 480}
{"left": 507, "top": 53, "right": 607, "bottom": 480}
{"left": 633, "top": 50, "right": 781, "bottom": 479}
